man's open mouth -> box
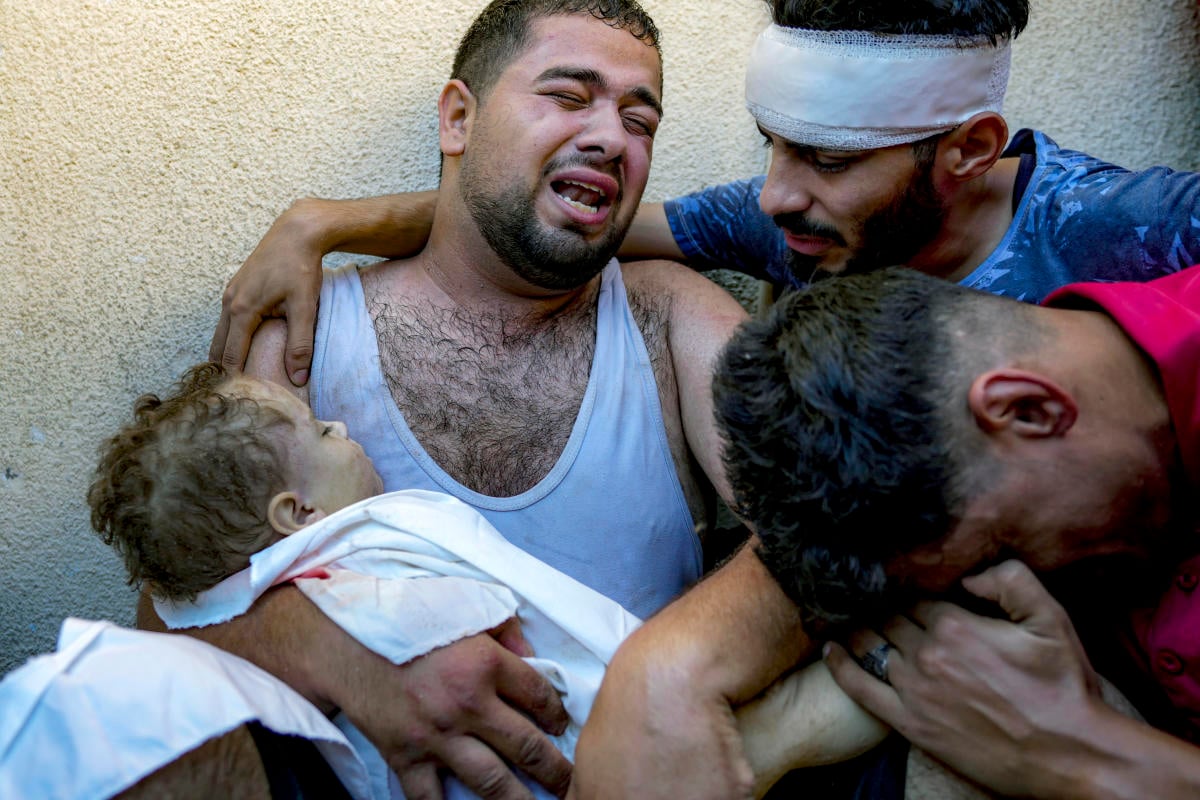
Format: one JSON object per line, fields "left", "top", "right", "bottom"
{"left": 552, "top": 179, "right": 608, "bottom": 214}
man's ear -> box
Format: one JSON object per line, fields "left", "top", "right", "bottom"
{"left": 938, "top": 111, "right": 1008, "bottom": 182}
{"left": 267, "top": 491, "right": 327, "bottom": 535}
{"left": 438, "top": 79, "right": 476, "bottom": 157}
{"left": 967, "top": 368, "right": 1078, "bottom": 438}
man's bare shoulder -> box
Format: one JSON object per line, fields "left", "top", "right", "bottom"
{"left": 359, "top": 256, "right": 427, "bottom": 298}
{"left": 245, "top": 318, "right": 309, "bottom": 403}
{"left": 619, "top": 258, "right": 748, "bottom": 330}
{"left": 619, "top": 257, "right": 727, "bottom": 293}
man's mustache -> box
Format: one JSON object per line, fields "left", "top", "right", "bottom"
{"left": 773, "top": 213, "right": 845, "bottom": 246}
{"left": 542, "top": 154, "right": 622, "bottom": 193}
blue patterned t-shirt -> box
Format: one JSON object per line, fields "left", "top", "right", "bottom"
{"left": 663, "top": 129, "right": 1200, "bottom": 302}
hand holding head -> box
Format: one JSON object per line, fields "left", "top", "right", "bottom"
{"left": 716, "top": 267, "right": 1172, "bottom": 630}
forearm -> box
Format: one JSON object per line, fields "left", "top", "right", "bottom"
{"left": 115, "top": 725, "right": 269, "bottom": 800}
{"left": 1057, "top": 703, "right": 1200, "bottom": 800}
{"left": 699, "top": 547, "right": 890, "bottom": 797}
{"left": 825, "top": 563, "right": 1200, "bottom": 800}
{"left": 572, "top": 545, "right": 812, "bottom": 799}
{"left": 617, "top": 203, "right": 686, "bottom": 262}
{"left": 148, "top": 585, "right": 343, "bottom": 714}
{"left": 143, "top": 586, "right": 573, "bottom": 797}
{"left": 608, "top": 544, "right": 808, "bottom": 708}
{"left": 737, "top": 661, "right": 888, "bottom": 798}
{"left": 285, "top": 192, "right": 438, "bottom": 260}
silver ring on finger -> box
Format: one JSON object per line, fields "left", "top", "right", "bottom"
{"left": 859, "top": 643, "right": 892, "bottom": 685}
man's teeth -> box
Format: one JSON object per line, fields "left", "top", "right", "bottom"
{"left": 555, "top": 179, "right": 604, "bottom": 213}
{"left": 560, "top": 196, "right": 599, "bottom": 213}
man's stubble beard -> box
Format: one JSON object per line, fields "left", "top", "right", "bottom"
{"left": 459, "top": 152, "right": 628, "bottom": 292}
{"left": 791, "top": 160, "right": 947, "bottom": 285}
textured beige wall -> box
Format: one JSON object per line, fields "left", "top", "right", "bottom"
{"left": 1, "top": 0, "right": 1197, "bottom": 674}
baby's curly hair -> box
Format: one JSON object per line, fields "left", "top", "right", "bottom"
{"left": 88, "top": 362, "right": 291, "bottom": 601}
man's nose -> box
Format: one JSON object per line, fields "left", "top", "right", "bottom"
{"left": 575, "top": 106, "right": 627, "bottom": 161}
{"left": 758, "top": 151, "right": 813, "bottom": 218}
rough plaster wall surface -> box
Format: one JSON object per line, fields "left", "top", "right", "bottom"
{"left": 1, "top": 0, "right": 1197, "bottom": 675}
{"left": 1005, "top": 0, "right": 1200, "bottom": 171}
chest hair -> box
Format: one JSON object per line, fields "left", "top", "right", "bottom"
{"left": 368, "top": 282, "right": 671, "bottom": 497}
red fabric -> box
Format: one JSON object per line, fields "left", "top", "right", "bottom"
{"left": 1045, "top": 267, "right": 1200, "bottom": 487}
{"left": 290, "top": 568, "right": 331, "bottom": 581}
{"left": 1127, "top": 555, "right": 1200, "bottom": 739}
{"left": 1047, "top": 265, "right": 1200, "bottom": 738}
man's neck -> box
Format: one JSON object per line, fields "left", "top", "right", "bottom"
{"left": 413, "top": 200, "right": 600, "bottom": 324}
{"left": 362, "top": 222, "right": 605, "bottom": 497}
{"left": 908, "top": 157, "right": 1021, "bottom": 283}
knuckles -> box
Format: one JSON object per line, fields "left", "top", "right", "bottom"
{"left": 926, "top": 606, "right": 975, "bottom": 644}
{"left": 472, "top": 763, "right": 520, "bottom": 800}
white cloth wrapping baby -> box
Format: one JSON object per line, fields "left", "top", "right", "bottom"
{"left": 156, "top": 489, "right": 644, "bottom": 799}
{"left": 0, "top": 618, "right": 373, "bottom": 800}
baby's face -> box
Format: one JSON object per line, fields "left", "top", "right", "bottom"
{"left": 230, "top": 377, "right": 384, "bottom": 514}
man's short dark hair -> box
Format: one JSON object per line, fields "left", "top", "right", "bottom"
{"left": 452, "top": 0, "right": 662, "bottom": 100}
{"left": 767, "top": 0, "right": 1029, "bottom": 43}
{"left": 713, "top": 268, "right": 1035, "bottom": 628}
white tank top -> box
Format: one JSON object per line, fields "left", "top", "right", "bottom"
{"left": 310, "top": 260, "right": 701, "bottom": 617}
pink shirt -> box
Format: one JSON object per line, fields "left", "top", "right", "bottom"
{"left": 1046, "top": 265, "right": 1200, "bottom": 737}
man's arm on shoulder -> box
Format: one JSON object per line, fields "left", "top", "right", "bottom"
{"left": 212, "top": 195, "right": 697, "bottom": 386}
{"left": 639, "top": 178, "right": 784, "bottom": 282}
{"left": 617, "top": 203, "right": 686, "bottom": 261}
{"left": 210, "top": 192, "right": 437, "bottom": 386}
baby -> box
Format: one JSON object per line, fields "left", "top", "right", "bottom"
{"left": 88, "top": 362, "right": 887, "bottom": 799}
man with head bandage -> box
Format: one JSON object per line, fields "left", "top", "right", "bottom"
{"left": 684, "top": 0, "right": 1198, "bottom": 296}
{"left": 738, "top": 15, "right": 1018, "bottom": 284}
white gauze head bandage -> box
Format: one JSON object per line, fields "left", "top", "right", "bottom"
{"left": 745, "top": 26, "right": 1011, "bottom": 151}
